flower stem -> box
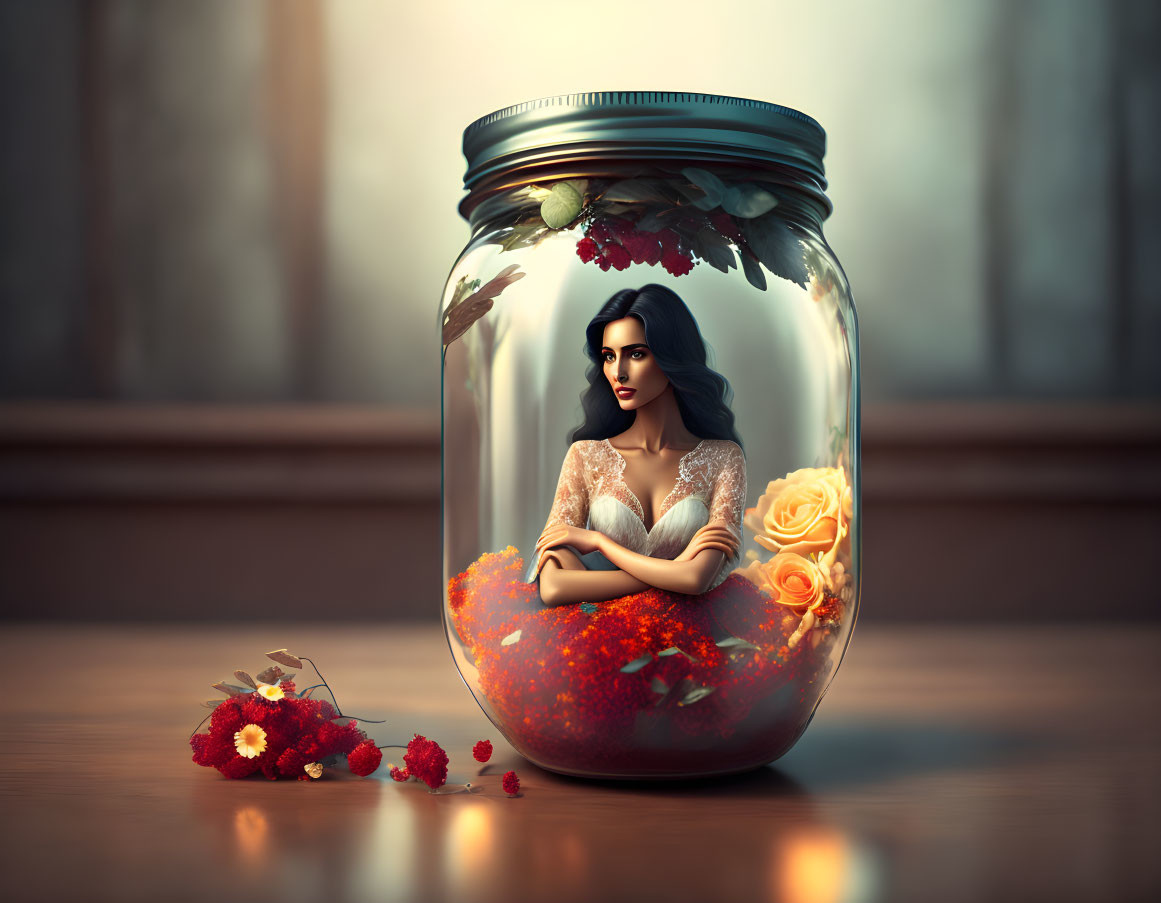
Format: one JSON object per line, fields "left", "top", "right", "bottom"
{"left": 299, "top": 656, "right": 343, "bottom": 715}
{"left": 298, "top": 658, "right": 386, "bottom": 724}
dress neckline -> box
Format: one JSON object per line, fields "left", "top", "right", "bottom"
{"left": 602, "top": 438, "right": 706, "bottom": 532}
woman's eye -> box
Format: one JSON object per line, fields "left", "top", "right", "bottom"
{"left": 631, "top": 350, "right": 645, "bottom": 359}
{"left": 603, "top": 352, "right": 615, "bottom": 363}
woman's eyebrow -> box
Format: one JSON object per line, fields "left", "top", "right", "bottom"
{"left": 600, "top": 343, "right": 649, "bottom": 353}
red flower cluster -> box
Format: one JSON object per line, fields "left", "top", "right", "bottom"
{"left": 576, "top": 215, "right": 696, "bottom": 277}
{"left": 472, "top": 739, "right": 493, "bottom": 763}
{"left": 447, "top": 547, "right": 840, "bottom": 775}
{"left": 502, "top": 771, "right": 520, "bottom": 796}
{"left": 403, "top": 734, "right": 449, "bottom": 789}
{"left": 389, "top": 765, "right": 410, "bottom": 782}
{"left": 190, "top": 690, "right": 371, "bottom": 780}
{"left": 347, "top": 740, "right": 383, "bottom": 777}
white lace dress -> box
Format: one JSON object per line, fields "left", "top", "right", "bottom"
{"left": 529, "top": 437, "right": 747, "bottom": 590}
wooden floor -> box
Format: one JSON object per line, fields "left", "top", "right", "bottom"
{"left": 1, "top": 622, "right": 1158, "bottom": 903}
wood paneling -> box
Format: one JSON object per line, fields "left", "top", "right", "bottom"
{"left": 1, "top": 402, "right": 1158, "bottom": 621}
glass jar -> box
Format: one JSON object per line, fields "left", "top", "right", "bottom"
{"left": 441, "top": 92, "right": 859, "bottom": 779}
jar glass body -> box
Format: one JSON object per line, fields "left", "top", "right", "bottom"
{"left": 441, "top": 160, "right": 859, "bottom": 779}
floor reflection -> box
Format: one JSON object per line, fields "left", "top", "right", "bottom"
{"left": 334, "top": 763, "right": 883, "bottom": 903}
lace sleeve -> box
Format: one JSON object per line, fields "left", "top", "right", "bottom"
{"left": 543, "top": 442, "right": 589, "bottom": 529}
{"left": 709, "top": 441, "right": 746, "bottom": 536}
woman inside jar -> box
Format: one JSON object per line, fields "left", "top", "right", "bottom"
{"left": 532, "top": 284, "right": 747, "bottom": 606}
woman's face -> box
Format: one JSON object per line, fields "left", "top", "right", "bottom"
{"left": 601, "top": 317, "right": 670, "bottom": 411}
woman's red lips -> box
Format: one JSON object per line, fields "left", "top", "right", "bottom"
{"left": 616, "top": 387, "right": 636, "bottom": 399}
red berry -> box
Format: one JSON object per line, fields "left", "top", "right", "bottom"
{"left": 501, "top": 770, "right": 520, "bottom": 796}
{"left": 575, "top": 237, "right": 599, "bottom": 263}
{"left": 472, "top": 740, "right": 493, "bottom": 763}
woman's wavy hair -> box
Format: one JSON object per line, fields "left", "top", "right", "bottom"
{"left": 570, "top": 284, "right": 742, "bottom": 447}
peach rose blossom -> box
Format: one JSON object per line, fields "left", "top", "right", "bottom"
{"left": 743, "top": 466, "right": 851, "bottom": 568}
{"left": 735, "top": 552, "right": 825, "bottom": 611}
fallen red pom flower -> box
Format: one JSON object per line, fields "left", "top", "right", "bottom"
{"left": 347, "top": 741, "right": 383, "bottom": 777}
{"left": 472, "top": 740, "right": 493, "bottom": 763}
{"left": 502, "top": 770, "right": 520, "bottom": 796}
{"left": 389, "top": 765, "right": 410, "bottom": 782}
{"left": 404, "top": 734, "right": 449, "bottom": 789}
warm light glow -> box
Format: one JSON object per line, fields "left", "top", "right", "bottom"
{"left": 444, "top": 803, "right": 496, "bottom": 890}
{"left": 233, "top": 806, "right": 269, "bottom": 858}
{"left": 774, "top": 828, "right": 851, "bottom": 903}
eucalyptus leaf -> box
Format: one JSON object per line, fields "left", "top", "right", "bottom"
{"left": 580, "top": 603, "right": 598, "bottom": 614}
{"left": 681, "top": 167, "right": 726, "bottom": 206}
{"left": 201, "top": 699, "right": 224, "bottom": 709}
{"left": 720, "top": 183, "right": 779, "bottom": 218}
{"left": 678, "top": 686, "right": 717, "bottom": 706}
{"left": 716, "top": 636, "right": 760, "bottom": 652}
{"left": 657, "top": 646, "right": 682, "bottom": 657}
{"left": 634, "top": 208, "right": 682, "bottom": 234}
{"left": 650, "top": 676, "right": 669, "bottom": 695}
{"left": 256, "top": 665, "right": 285, "bottom": 685}
{"left": 601, "top": 179, "right": 671, "bottom": 205}
{"left": 331, "top": 717, "right": 355, "bottom": 727}
{"left": 693, "top": 227, "right": 736, "bottom": 273}
{"left": 740, "top": 252, "right": 767, "bottom": 291}
{"left": 266, "top": 649, "right": 304, "bottom": 669}
{"left": 541, "top": 182, "right": 583, "bottom": 229}
{"left": 212, "top": 681, "right": 249, "bottom": 697}
{"left": 741, "top": 215, "right": 809, "bottom": 288}
{"left": 501, "top": 629, "right": 522, "bottom": 647}
{"left": 497, "top": 223, "right": 548, "bottom": 252}
{"left": 233, "top": 670, "right": 257, "bottom": 689}
{"left": 619, "top": 653, "right": 653, "bottom": 674}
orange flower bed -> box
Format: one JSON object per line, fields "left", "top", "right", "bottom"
{"left": 447, "top": 547, "right": 842, "bottom": 776}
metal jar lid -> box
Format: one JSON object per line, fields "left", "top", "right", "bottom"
{"left": 462, "top": 92, "right": 828, "bottom": 199}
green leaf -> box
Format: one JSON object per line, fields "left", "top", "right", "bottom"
{"left": 634, "top": 208, "right": 682, "bottom": 234}
{"left": 657, "top": 646, "right": 698, "bottom": 662}
{"left": 716, "top": 636, "right": 760, "bottom": 652}
{"left": 201, "top": 699, "right": 225, "bottom": 709}
{"left": 619, "top": 653, "right": 653, "bottom": 674}
{"left": 692, "top": 227, "right": 736, "bottom": 274}
{"left": 741, "top": 215, "right": 809, "bottom": 288}
{"left": 740, "top": 252, "right": 767, "bottom": 291}
{"left": 601, "top": 179, "right": 671, "bottom": 205}
{"left": 501, "top": 629, "right": 522, "bottom": 646}
{"left": 541, "top": 182, "right": 583, "bottom": 229}
{"left": 211, "top": 681, "right": 249, "bottom": 697}
{"left": 651, "top": 676, "right": 669, "bottom": 695}
{"left": 678, "top": 685, "right": 716, "bottom": 706}
{"left": 721, "top": 183, "right": 779, "bottom": 219}
{"left": 682, "top": 167, "right": 725, "bottom": 211}
{"left": 497, "top": 223, "right": 548, "bottom": 252}
{"left": 580, "top": 602, "right": 598, "bottom": 614}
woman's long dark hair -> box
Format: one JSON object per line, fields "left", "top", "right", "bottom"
{"left": 570, "top": 284, "right": 742, "bottom": 447}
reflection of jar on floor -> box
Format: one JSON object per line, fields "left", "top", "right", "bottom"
{"left": 441, "top": 92, "right": 860, "bottom": 779}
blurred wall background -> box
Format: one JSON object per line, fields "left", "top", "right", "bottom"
{"left": 1, "top": 0, "right": 1158, "bottom": 620}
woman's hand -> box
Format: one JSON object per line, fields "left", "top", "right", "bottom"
{"left": 675, "top": 524, "right": 741, "bottom": 562}
{"left": 534, "top": 524, "right": 603, "bottom": 577}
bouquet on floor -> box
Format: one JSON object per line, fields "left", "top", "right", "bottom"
{"left": 189, "top": 648, "right": 520, "bottom": 794}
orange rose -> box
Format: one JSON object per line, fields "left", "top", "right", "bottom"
{"left": 744, "top": 466, "right": 851, "bottom": 566}
{"left": 735, "top": 552, "right": 825, "bottom": 611}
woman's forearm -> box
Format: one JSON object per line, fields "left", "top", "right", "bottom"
{"left": 538, "top": 563, "right": 649, "bottom": 606}
{"left": 597, "top": 535, "right": 724, "bottom": 595}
